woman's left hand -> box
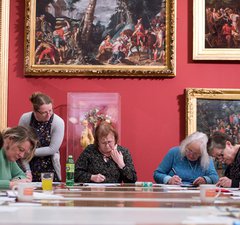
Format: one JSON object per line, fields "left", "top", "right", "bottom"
{"left": 110, "top": 147, "right": 125, "bottom": 169}
{"left": 193, "top": 177, "right": 206, "bottom": 186}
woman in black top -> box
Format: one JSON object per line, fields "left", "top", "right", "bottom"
{"left": 74, "top": 121, "right": 137, "bottom": 183}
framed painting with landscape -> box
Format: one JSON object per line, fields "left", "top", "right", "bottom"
{"left": 193, "top": 0, "right": 240, "bottom": 60}
{"left": 24, "top": 0, "right": 176, "bottom": 77}
{"left": 186, "top": 88, "right": 240, "bottom": 145}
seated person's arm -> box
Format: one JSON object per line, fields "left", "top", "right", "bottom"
{"left": 118, "top": 147, "right": 137, "bottom": 183}
{"left": 74, "top": 150, "right": 92, "bottom": 183}
{"left": 34, "top": 117, "right": 64, "bottom": 157}
{"left": 153, "top": 148, "right": 176, "bottom": 184}
{"left": 202, "top": 158, "right": 219, "bottom": 184}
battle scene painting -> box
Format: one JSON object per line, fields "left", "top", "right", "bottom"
{"left": 24, "top": 0, "right": 176, "bottom": 77}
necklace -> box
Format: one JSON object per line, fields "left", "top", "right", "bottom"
{"left": 187, "top": 159, "right": 198, "bottom": 172}
{"left": 102, "top": 154, "right": 111, "bottom": 163}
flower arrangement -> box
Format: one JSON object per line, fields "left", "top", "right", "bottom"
{"left": 84, "top": 107, "right": 111, "bottom": 131}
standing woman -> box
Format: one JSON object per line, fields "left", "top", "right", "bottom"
{"left": 18, "top": 92, "right": 65, "bottom": 182}
{"left": 0, "top": 126, "right": 38, "bottom": 189}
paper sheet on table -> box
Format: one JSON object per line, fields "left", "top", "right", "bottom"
{"left": 6, "top": 190, "right": 17, "bottom": 198}
{"left": 167, "top": 189, "right": 200, "bottom": 193}
{"left": 8, "top": 202, "right": 42, "bottom": 206}
{"left": 158, "top": 184, "right": 188, "bottom": 190}
{"left": 230, "top": 190, "right": 240, "bottom": 196}
{"left": 0, "top": 197, "right": 16, "bottom": 203}
{"left": 83, "top": 183, "right": 121, "bottom": 187}
{"left": 6, "top": 191, "right": 64, "bottom": 200}
{"left": 33, "top": 192, "right": 64, "bottom": 200}
{"left": 231, "top": 196, "right": 240, "bottom": 200}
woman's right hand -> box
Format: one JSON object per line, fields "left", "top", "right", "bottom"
{"left": 90, "top": 174, "right": 106, "bottom": 183}
{"left": 9, "top": 178, "right": 31, "bottom": 189}
{"left": 168, "top": 175, "right": 182, "bottom": 185}
{"left": 26, "top": 171, "right": 32, "bottom": 182}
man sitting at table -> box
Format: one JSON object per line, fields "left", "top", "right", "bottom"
{"left": 207, "top": 131, "right": 240, "bottom": 188}
{"left": 153, "top": 132, "right": 219, "bottom": 185}
{"left": 74, "top": 121, "right": 137, "bottom": 183}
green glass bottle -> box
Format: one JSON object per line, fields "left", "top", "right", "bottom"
{"left": 66, "top": 155, "right": 75, "bottom": 186}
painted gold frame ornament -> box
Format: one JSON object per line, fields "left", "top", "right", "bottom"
{"left": 186, "top": 88, "right": 240, "bottom": 136}
{"left": 24, "top": 0, "right": 176, "bottom": 77}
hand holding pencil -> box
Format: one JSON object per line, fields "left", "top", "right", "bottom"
{"left": 168, "top": 168, "right": 182, "bottom": 185}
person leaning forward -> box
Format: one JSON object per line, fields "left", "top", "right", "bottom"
{"left": 18, "top": 92, "right": 64, "bottom": 182}
{"left": 0, "top": 126, "right": 38, "bottom": 189}
{"left": 154, "top": 131, "right": 219, "bottom": 186}
{"left": 207, "top": 131, "right": 240, "bottom": 188}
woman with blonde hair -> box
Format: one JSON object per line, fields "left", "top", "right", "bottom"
{"left": 0, "top": 126, "right": 38, "bottom": 189}
{"left": 154, "top": 131, "right": 218, "bottom": 185}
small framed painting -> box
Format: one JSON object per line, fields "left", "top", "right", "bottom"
{"left": 193, "top": 0, "right": 240, "bottom": 60}
{"left": 186, "top": 88, "right": 240, "bottom": 146}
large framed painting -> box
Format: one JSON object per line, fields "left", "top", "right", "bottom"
{"left": 0, "top": 0, "right": 9, "bottom": 131}
{"left": 193, "top": 0, "right": 240, "bottom": 60}
{"left": 24, "top": 0, "right": 176, "bottom": 77}
{"left": 186, "top": 88, "right": 240, "bottom": 146}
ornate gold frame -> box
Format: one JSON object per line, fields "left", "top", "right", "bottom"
{"left": 0, "top": 0, "right": 9, "bottom": 131}
{"left": 193, "top": 0, "right": 240, "bottom": 60}
{"left": 24, "top": 0, "right": 176, "bottom": 77}
{"left": 186, "top": 88, "right": 240, "bottom": 135}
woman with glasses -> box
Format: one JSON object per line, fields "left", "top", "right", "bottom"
{"left": 207, "top": 131, "right": 240, "bottom": 187}
{"left": 18, "top": 92, "right": 65, "bottom": 182}
{"left": 153, "top": 132, "right": 218, "bottom": 185}
{"left": 0, "top": 126, "right": 38, "bottom": 189}
{"left": 74, "top": 121, "right": 137, "bottom": 183}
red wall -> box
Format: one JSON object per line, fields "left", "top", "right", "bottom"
{"left": 7, "top": 0, "right": 240, "bottom": 182}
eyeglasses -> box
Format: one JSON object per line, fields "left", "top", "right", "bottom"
{"left": 214, "top": 149, "right": 225, "bottom": 160}
{"left": 37, "top": 109, "right": 53, "bottom": 116}
{"left": 185, "top": 148, "right": 201, "bottom": 157}
{"left": 99, "top": 140, "right": 115, "bottom": 147}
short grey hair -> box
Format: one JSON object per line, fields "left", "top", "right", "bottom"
{"left": 180, "top": 131, "right": 210, "bottom": 170}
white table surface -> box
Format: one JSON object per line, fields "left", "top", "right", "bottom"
{"left": 0, "top": 206, "right": 237, "bottom": 225}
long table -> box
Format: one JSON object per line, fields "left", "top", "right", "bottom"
{"left": 0, "top": 183, "right": 240, "bottom": 225}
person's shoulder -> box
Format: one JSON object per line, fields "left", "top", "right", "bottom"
{"left": 20, "top": 112, "right": 32, "bottom": 118}
{"left": 168, "top": 146, "right": 180, "bottom": 154}
{"left": 19, "top": 112, "right": 32, "bottom": 121}
{"left": 117, "top": 145, "right": 129, "bottom": 153}
{"left": 83, "top": 144, "right": 97, "bottom": 153}
{"left": 52, "top": 114, "right": 64, "bottom": 124}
